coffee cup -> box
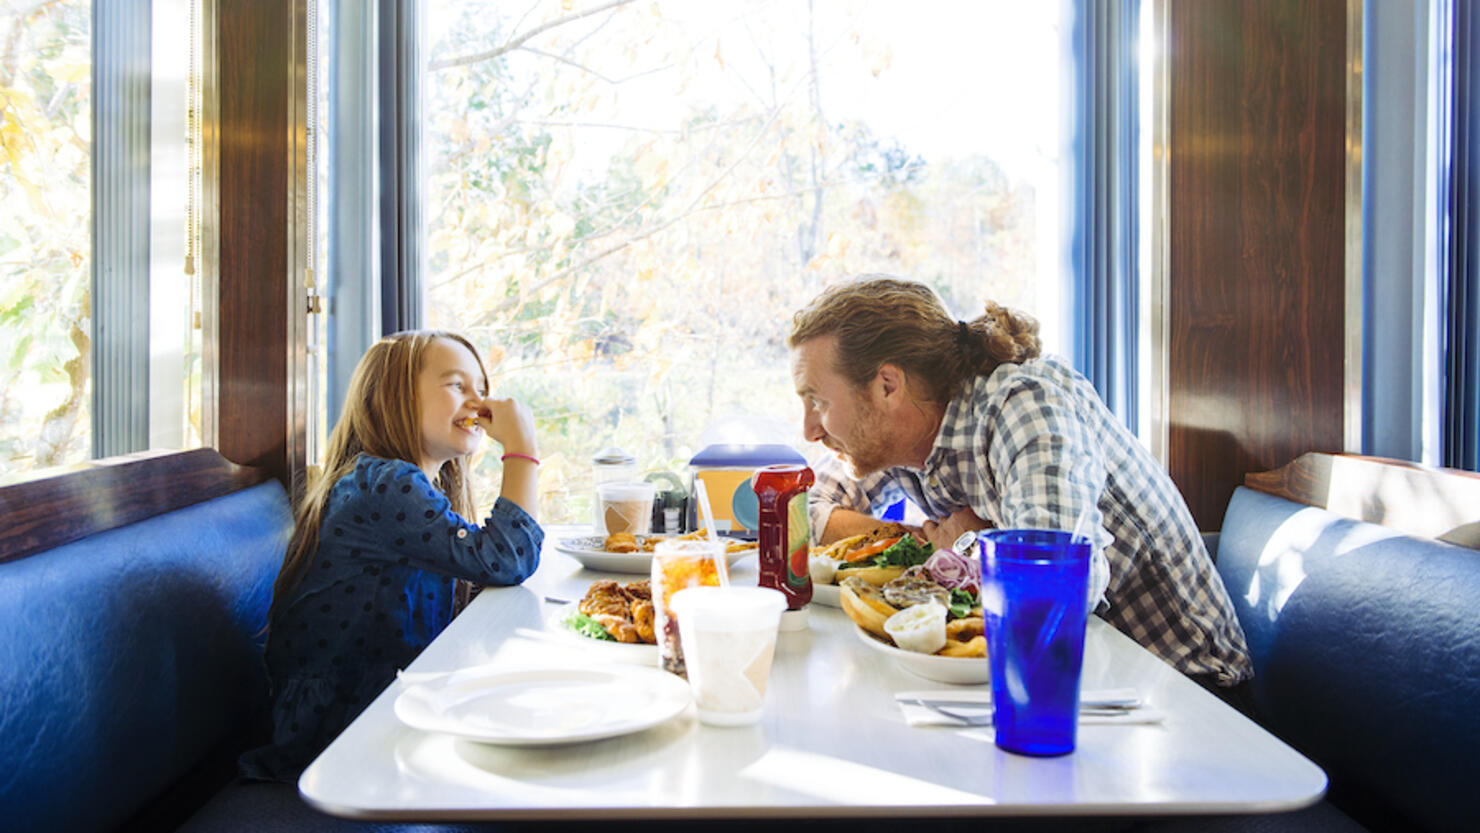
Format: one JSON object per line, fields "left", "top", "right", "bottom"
{"left": 597, "top": 481, "right": 656, "bottom": 535}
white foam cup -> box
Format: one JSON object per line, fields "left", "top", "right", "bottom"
{"left": 668, "top": 586, "right": 786, "bottom": 726}
{"left": 596, "top": 481, "right": 656, "bottom": 535}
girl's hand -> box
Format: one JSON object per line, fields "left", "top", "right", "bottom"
{"left": 481, "top": 395, "right": 540, "bottom": 520}
{"left": 478, "top": 396, "right": 538, "bottom": 458}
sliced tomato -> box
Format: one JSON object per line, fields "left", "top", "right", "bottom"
{"left": 844, "top": 534, "right": 903, "bottom": 562}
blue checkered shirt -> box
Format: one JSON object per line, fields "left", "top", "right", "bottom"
{"left": 809, "top": 355, "right": 1253, "bottom": 685}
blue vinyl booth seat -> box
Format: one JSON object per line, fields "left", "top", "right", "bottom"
{"left": 1, "top": 458, "right": 569, "bottom": 833}
{"left": 1211, "top": 486, "right": 1480, "bottom": 833}
{"left": 0, "top": 481, "right": 289, "bottom": 832}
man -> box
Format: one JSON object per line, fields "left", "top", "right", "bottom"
{"left": 789, "top": 276, "right": 1253, "bottom": 697}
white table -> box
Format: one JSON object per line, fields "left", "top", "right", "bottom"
{"left": 299, "top": 527, "right": 1327, "bottom": 821}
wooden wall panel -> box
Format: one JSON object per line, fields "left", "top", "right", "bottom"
{"left": 1166, "top": 0, "right": 1349, "bottom": 529}
{"left": 217, "top": 1, "right": 294, "bottom": 487}
{"left": 0, "top": 449, "right": 269, "bottom": 564}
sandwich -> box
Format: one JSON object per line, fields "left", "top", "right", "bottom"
{"left": 810, "top": 522, "right": 934, "bottom": 587}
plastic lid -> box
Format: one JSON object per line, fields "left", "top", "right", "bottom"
{"left": 669, "top": 586, "right": 787, "bottom": 626}
{"left": 596, "top": 480, "right": 656, "bottom": 499}
{"left": 593, "top": 446, "right": 636, "bottom": 465}
{"left": 689, "top": 443, "right": 805, "bottom": 468}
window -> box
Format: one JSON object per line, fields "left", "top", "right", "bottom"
{"left": 0, "top": 0, "right": 204, "bottom": 479}
{"left": 421, "top": 0, "right": 1073, "bottom": 523}
{"left": 1, "top": 1, "right": 93, "bottom": 473}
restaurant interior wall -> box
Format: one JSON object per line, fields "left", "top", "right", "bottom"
{"left": 1163, "top": 0, "right": 1350, "bottom": 530}
{"left": 215, "top": 0, "right": 310, "bottom": 495}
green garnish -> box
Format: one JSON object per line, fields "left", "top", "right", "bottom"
{"left": 563, "top": 610, "right": 615, "bottom": 641}
{"left": 872, "top": 533, "right": 934, "bottom": 568}
{"left": 948, "top": 588, "right": 977, "bottom": 619}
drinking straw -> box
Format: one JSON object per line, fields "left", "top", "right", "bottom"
{"left": 693, "top": 479, "right": 730, "bottom": 586}
{"left": 1070, "top": 503, "right": 1095, "bottom": 546}
{"left": 1017, "top": 504, "right": 1094, "bottom": 693}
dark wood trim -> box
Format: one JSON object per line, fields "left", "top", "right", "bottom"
{"left": 0, "top": 449, "right": 270, "bottom": 565}
{"left": 1245, "top": 452, "right": 1480, "bottom": 550}
{"left": 216, "top": 0, "right": 300, "bottom": 489}
{"left": 1165, "top": 0, "right": 1349, "bottom": 530}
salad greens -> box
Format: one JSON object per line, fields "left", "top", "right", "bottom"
{"left": 563, "top": 610, "right": 615, "bottom": 641}
{"left": 948, "top": 588, "right": 978, "bottom": 619}
{"left": 870, "top": 533, "right": 934, "bottom": 568}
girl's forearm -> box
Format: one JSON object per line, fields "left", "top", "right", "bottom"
{"left": 499, "top": 456, "right": 539, "bottom": 519}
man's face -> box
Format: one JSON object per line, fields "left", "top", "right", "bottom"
{"left": 791, "top": 335, "right": 894, "bottom": 477}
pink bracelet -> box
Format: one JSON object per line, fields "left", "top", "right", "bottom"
{"left": 501, "top": 452, "right": 540, "bottom": 466}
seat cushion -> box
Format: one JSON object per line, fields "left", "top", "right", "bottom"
{"left": 1128, "top": 800, "right": 1367, "bottom": 832}
{"left": 0, "top": 482, "right": 290, "bottom": 832}
{"left": 179, "top": 781, "right": 510, "bottom": 833}
{"left": 1216, "top": 486, "right": 1480, "bottom": 833}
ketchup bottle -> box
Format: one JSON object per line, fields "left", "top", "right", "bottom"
{"left": 753, "top": 463, "right": 814, "bottom": 617}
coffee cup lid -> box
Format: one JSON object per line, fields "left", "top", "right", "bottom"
{"left": 597, "top": 480, "right": 656, "bottom": 499}
{"left": 593, "top": 446, "right": 635, "bottom": 465}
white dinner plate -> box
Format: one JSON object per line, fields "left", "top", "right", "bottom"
{"left": 394, "top": 664, "right": 691, "bottom": 746}
{"left": 852, "top": 624, "right": 990, "bottom": 685}
{"left": 554, "top": 535, "right": 754, "bottom": 574}
{"left": 811, "top": 582, "right": 841, "bottom": 607}
{"left": 544, "top": 608, "right": 659, "bottom": 665}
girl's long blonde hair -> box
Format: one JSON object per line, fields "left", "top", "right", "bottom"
{"left": 269, "top": 330, "right": 489, "bottom": 616}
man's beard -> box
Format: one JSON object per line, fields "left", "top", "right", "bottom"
{"left": 838, "top": 394, "right": 893, "bottom": 478}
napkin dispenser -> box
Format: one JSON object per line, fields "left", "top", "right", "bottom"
{"left": 687, "top": 443, "right": 806, "bottom": 535}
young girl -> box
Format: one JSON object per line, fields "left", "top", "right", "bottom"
{"left": 240, "top": 330, "right": 542, "bottom": 781}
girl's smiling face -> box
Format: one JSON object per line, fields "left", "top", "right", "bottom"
{"left": 416, "top": 337, "right": 488, "bottom": 479}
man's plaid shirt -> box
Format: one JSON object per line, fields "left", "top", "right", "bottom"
{"left": 809, "top": 355, "right": 1253, "bottom": 685}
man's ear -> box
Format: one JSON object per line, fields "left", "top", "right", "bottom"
{"left": 874, "top": 363, "right": 907, "bottom": 404}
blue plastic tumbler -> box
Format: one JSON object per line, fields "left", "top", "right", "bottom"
{"left": 978, "top": 529, "right": 1091, "bottom": 756}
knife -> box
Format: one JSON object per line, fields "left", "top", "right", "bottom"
{"left": 901, "top": 695, "right": 1143, "bottom": 710}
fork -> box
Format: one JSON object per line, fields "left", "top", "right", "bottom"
{"left": 910, "top": 700, "right": 1135, "bottom": 726}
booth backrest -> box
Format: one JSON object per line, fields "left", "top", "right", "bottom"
{"left": 1216, "top": 482, "right": 1480, "bottom": 833}
{"left": 0, "top": 453, "right": 291, "bottom": 833}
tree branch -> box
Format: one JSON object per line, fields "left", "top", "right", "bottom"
{"left": 428, "top": 0, "right": 637, "bottom": 72}
{"left": 487, "top": 96, "right": 795, "bottom": 315}
{"left": 517, "top": 45, "right": 674, "bottom": 86}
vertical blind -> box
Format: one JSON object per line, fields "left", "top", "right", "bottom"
{"left": 378, "top": 0, "right": 423, "bottom": 335}
{"left": 1072, "top": 0, "right": 1140, "bottom": 431}
{"left": 92, "top": 0, "right": 152, "bottom": 457}
{"left": 1449, "top": 0, "right": 1480, "bottom": 470}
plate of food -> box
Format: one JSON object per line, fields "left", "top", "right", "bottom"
{"left": 393, "top": 664, "right": 690, "bottom": 746}
{"left": 808, "top": 522, "right": 931, "bottom": 606}
{"left": 555, "top": 531, "right": 755, "bottom": 574}
{"left": 851, "top": 623, "right": 990, "bottom": 685}
{"left": 835, "top": 542, "right": 989, "bottom": 684}
{"left": 546, "top": 579, "right": 659, "bottom": 664}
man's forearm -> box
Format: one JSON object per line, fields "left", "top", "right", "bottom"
{"left": 818, "top": 507, "right": 888, "bottom": 544}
